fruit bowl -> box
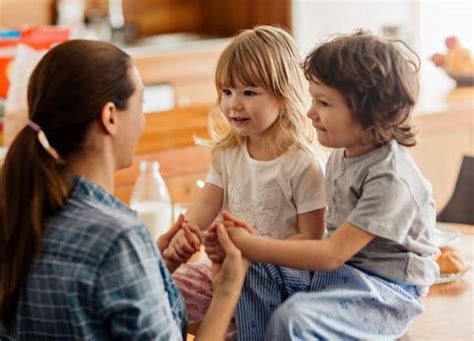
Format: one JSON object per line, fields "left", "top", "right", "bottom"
{"left": 432, "top": 36, "right": 474, "bottom": 87}
{"left": 446, "top": 73, "right": 474, "bottom": 87}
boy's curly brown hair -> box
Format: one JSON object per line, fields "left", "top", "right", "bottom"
{"left": 303, "top": 30, "right": 420, "bottom": 147}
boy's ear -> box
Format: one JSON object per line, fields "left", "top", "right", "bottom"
{"left": 99, "top": 102, "right": 119, "bottom": 135}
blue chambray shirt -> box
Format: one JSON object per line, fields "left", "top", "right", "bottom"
{"left": 1, "top": 176, "right": 186, "bottom": 340}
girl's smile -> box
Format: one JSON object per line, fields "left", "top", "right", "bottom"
{"left": 220, "top": 80, "right": 280, "bottom": 144}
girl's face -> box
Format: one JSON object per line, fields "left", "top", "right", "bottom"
{"left": 115, "top": 66, "right": 146, "bottom": 169}
{"left": 219, "top": 80, "right": 280, "bottom": 144}
{"left": 307, "top": 78, "right": 372, "bottom": 157}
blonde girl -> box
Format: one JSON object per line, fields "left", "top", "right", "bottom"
{"left": 164, "top": 25, "right": 327, "bottom": 336}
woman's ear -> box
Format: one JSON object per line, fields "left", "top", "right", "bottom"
{"left": 99, "top": 102, "right": 118, "bottom": 135}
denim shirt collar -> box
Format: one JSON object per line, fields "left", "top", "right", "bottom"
{"left": 70, "top": 175, "right": 136, "bottom": 216}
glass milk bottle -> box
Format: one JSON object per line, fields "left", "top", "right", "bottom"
{"left": 130, "top": 161, "right": 172, "bottom": 240}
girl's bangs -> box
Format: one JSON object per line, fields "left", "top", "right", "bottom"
{"left": 216, "top": 47, "right": 268, "bottom": 90}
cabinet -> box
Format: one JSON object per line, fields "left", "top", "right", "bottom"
{"left": 114, "top": 104, "right": 213, "bottom": 205}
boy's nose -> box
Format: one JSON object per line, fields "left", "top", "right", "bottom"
{"left": 307, "top": 108, "right": 319, "bottom": 121}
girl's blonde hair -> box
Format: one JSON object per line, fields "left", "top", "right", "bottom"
{"left": 202, "top": 25, "right": 315, "bottom": 157}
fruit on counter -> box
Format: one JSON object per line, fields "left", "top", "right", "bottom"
{"left": 436, "top": 249, "right": 467, "bottom": 275}
{"left": 431, "top": 36, "right": 474, "bottom": 76}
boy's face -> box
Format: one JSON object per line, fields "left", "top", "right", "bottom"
{"left": 307, "top": 78, "right": 370, "bottom": 157}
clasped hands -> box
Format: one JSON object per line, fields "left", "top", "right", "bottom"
{"left": 157, "top": 211, "right": 252, "bottom": 291}
{"left": 161, "top": 211, "right": 252, "bottom": 265}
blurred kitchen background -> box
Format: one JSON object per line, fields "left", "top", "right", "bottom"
{"left": 0, "top": 0, "right": 473, "bottom": 222}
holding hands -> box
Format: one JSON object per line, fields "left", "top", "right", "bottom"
{"left": 204, "top": 211, "right": 254, "bottom": 264}
{"left": 163, "top": 219, "right": 202, "bottom": 263}
{"left": 158, "top": 211, "right": 254, "bottom": 275}
{"left": 157, "top": 214, "right": 202, "bottom": 272}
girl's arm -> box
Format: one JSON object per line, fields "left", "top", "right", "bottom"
{"left": 286, "top": 207, "right": 326, "bottom": 240}
{"left": 229, "top": 220, "right": 374, "bottom": 271}
{"left": 162, "top": 184, "right": 222, "bottom": 265}
{"left": 185, "top": 183, "right": 223, "bottom": 230}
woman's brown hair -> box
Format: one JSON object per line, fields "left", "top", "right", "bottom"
{"left": 0, "top": 40, "right": 135, "bottom": 331}
{"left": 303, "top": 30, "right": 420, "bottom": 147}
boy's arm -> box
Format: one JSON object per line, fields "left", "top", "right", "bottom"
{"left": 185, "top": 183, "right": 223, "bottom": 230}
{"left": 230, "top": 221, "right": 374, "bottom": 270}
{"left": 286, "top": 207, "right": 326, "bottom": 240}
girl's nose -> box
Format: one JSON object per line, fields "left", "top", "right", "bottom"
{"left": 229, "top": 96, "right": 243, "bottom": 111}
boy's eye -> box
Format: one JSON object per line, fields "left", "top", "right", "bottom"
{"left": 243, "top": 90, "right": 256, "bottom": 96}
{"left": 222, "top": 89, "right": 231, "bottom": 96}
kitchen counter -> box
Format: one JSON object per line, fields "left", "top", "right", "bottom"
{"left": 405, "top": 224, "right": 474, "bottom": 340}
{"left": 119, "top": 33, "right": 230, "bottom": 58}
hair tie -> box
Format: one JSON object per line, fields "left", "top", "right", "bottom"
{"left": 25, "top": 120, "right": 60, "bottom": 160}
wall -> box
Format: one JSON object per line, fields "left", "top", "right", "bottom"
{"left": 292, "top": 0, "right": 415, "bottom": 54}
{"left": 0, "top": 0, "right": 55, "bottom": 26}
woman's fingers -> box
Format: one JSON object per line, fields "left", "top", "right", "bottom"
{"left": 216, "top": 223, "right": 240, "bottom": 257}
{"left": 207, "top": 254, "right": 225, "bottom": 263}
{"left": 205, "top": 249, "right": 225, "bottom": 263}
{"left": 157, "top": 214, "right": 185, "bottom": 252}
{"left": 164, "top": 214, "right": 185, "bottom": 239}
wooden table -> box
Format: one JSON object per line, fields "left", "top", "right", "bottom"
{"left": 405, "top": 224, "right": 474, "bottom": 340}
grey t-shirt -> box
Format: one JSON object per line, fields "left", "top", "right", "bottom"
{"left": 326, "top": 140, "right": 440, "bottom": 286}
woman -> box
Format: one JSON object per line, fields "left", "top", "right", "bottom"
{"left": 0, "top": 40, "right": 247, "bottom": 340}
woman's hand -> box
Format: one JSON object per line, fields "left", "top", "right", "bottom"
{"left": 157, "top": 214, "right": 185, "bottom": 253}
{"left": 211, "top": 222, "right": 249, "bottom": 297}
{"left": 204, "top": 222, "right": 226, "bottom": 263}
{"left": 195, "top": 223, "right": 250, "bottom": 341}
{"left": 204, "top": 211, "right": 254, "bottom": 263}
{"left": 163, "top": 222, "right": 202, "bottom": 263}
{"left": 157, "top": 214, "right": 201, "bottom": 273}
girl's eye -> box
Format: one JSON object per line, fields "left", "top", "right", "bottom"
{"left": 319, "top": 100, "right": 329, "bottom": 107}
{"left": 244, "top": 90, "right": 256, "bottom": 96}
{"left": 222, "top": 89, "right": 231, "bottom": 96}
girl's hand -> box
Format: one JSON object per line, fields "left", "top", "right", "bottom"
{"left": 163, "top": 222, "right": 202, "bottom": 263}
{"left": 211, "top": 223, "right": 250, "bottom": 296}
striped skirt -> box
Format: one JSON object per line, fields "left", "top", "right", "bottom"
{"left": 236, "top": 263, "right": 424, "bottom": 341}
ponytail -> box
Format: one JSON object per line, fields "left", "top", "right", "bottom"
{"left": 0, "top": 127, "right": 69, "bottom": 332}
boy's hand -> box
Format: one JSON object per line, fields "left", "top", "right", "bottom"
{"left": 221, "top": 211, "right": 254, "bottom": 234}
{"left": 163, "top": 221, "right": 202, "bottom": 263}
{"left": 225, "top": 225, "right": 251, "bottom": 246}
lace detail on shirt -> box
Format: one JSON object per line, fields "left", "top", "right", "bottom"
{"left": 228, "top": 184, "right": 282, "bottom": 238}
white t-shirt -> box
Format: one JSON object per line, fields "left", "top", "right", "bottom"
{"left": 206, "top": 141, "right": 327, "bottom": 239}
